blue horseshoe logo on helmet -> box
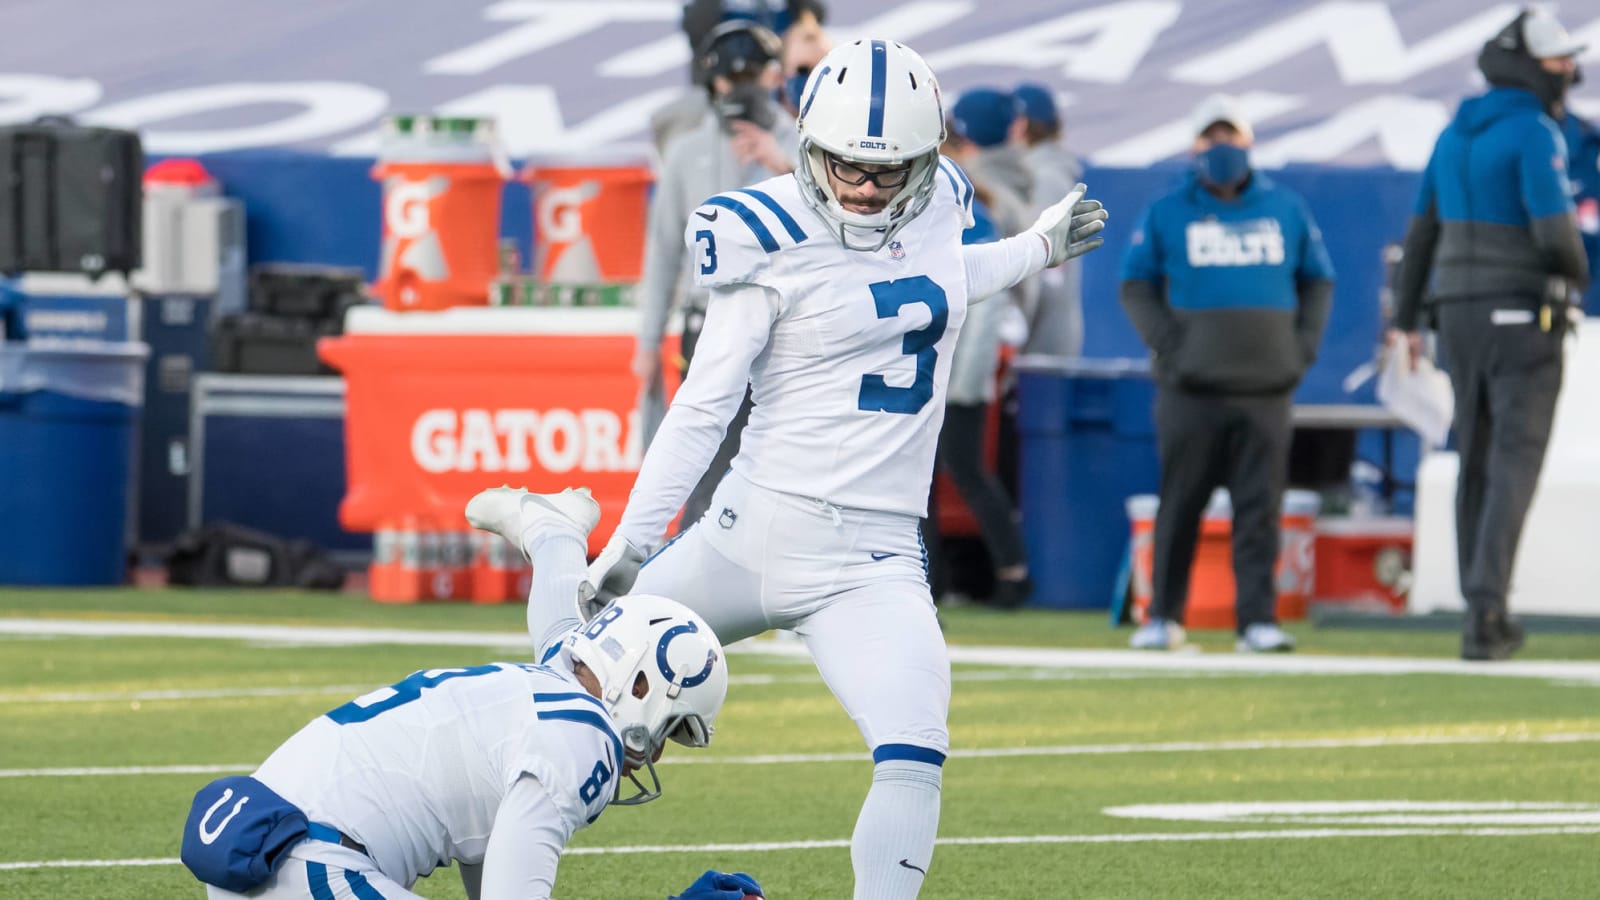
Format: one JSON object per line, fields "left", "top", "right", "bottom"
{"left": 656, "top": 622, "right": 715, "bottom": 688}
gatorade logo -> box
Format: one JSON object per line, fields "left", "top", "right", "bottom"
{"left": 537, "top": 181, "right": 601, "bottom": 244}
{"left": 386, "top": 177, "right": 446, "bottom": 240}
{"left": 411, "top": 407, "right": 643, "bottom": 474}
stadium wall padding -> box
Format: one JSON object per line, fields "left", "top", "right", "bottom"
{"left": 181, "top": 151, "right": 1424, "bottom": 500}
{"left": 187, "top": 152, "right": 1420, "bottom": 398}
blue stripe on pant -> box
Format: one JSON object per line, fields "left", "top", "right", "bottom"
{"left": 345, "top": 869, "right": 388, "bottom": 900}
{"left": 306, "top": 861, "right": 388, "bottom": 899}
{"left": 307, "top": 862, "right": 335, "bottom": 900}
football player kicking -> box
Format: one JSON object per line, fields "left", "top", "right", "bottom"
{"left": 181, "top": 488, "right": 759, "bottom": 900}
{"left": 473, "top": 40, "right": 1108, "bottom": 900}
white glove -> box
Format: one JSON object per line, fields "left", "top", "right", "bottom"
{"left": 578, "top": 534, "right": 647, "bottom": 621}
{"left": 1028, "top": 182, "right": 1108, "bottom": 267}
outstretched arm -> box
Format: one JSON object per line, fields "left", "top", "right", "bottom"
{"left": 964, "top": 184, "right": 1107, "bottom": 304}
{"left": 964, "top": 232, "right": 1048, "bottom": 303}
{"left": 614, "top": 282, "right": 779, "bottom": 551}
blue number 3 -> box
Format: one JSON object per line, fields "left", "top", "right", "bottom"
{"left": 857, "top": 276, "right": 949, "bottom": 415}
{"left": 695, "top": 229, "right": 718, "bottom": 275}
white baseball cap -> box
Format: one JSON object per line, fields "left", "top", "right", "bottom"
{"left": 1523, "top": 8, "right": 1586, "bottom": 59}
{"left": 1189, "top": 94, "right": 1253, "bottom": 142}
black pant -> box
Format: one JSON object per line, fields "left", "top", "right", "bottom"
{"left": 677, "top": 307, "right": 752, "bottom": 534}
{"left": 922, "top": 403, "right": 1027, "bottom": 597}
{"left": 1150, "top": 386, "right": 1291, "bottom": 632}
{"left": 1437, "top": 298, "right": 1564, "bottom": 617}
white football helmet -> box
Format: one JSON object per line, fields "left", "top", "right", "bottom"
{"left": 564, "top": 593, "right": 728, "bottom": 805}
{"left": 795, "top": 39, "right": 946, "bottom": 251}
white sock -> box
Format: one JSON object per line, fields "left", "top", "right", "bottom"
{"left": 526, "top": 531, "right": 586, "bottom": 658}
{"left": 851, "top": 758, "right": 942, "bottom": 899}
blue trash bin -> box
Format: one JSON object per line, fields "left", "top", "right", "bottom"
{"left": 0, "top": 341, "right": 149, "bottom": 585}
{"left": 1017, "top": 357, "right": 1160, "bottom": 609}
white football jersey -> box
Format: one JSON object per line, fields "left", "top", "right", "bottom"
{"left": 253, "top": 658, "right": 620, "bottom": 888}
{"left": 683, "top": 157, "right": 976, "bottom": 516}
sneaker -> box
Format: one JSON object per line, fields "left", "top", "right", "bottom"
{"left": 1236, "top": 623, "right": 1296, "bottom": 653}
{"left": 465, "top": 486, "right": 600, "bottom": 561}
{"left": 1462, "top": 611, "right": 1525, "bottom": 661}
{"left": 1130, "top": 618, "right": 1186, "bottom": 650}
{"left": 991, "top": 576, "right": 1034, "bottom": 610}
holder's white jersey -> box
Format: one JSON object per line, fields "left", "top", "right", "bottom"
{"left": 681, "top": 159, "right": 976, "bottom": 517}
{"left": 252, "top": 659, "right": 620, "bottom": 889}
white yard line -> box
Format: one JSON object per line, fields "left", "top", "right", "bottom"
{"left": 8, "top": 825, "right": 1600, "bottom": 872}
{"left": 0, "top": 858, "right": 180, "bottom": 871}
{"left": 4, "top": 617, "right": 1598, "bottom": 682}
{"left": 0, "top": 668, "right": 1159, "bottom": 707}
{"left": 564, "top": 824, "right": 1600, "bottom": 853}
{"left": 0, "top": 764, "right": 254, "bottom": 778}
{"left": 6, "top": 731, "right": 1597, "bottom": 779}
{"left": 0, "top": 684, "right": 374, "bottom": 704}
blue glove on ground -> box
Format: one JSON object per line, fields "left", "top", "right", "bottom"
{"left": 668, "top": 869, "right": 765, "bottom": 899}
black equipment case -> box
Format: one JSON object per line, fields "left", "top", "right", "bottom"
{"left": 0, "top": 120, "right": 143, "bottom": 278}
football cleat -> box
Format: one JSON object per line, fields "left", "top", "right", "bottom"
{"left": 465, "top": 486, "right": 599, "bottom": 562}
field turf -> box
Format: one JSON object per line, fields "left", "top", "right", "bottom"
{"left": 2, "top": 588, "right": 1597, "bottom": 899}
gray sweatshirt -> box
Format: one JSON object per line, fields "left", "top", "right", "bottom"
{"left": 1023, "top": 140, "right": 1086, "bottom": 357}
{"left": 636, "top": 111, "right": 799, "bottom": 351}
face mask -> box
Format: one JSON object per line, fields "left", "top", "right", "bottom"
{"left": 1194, "top": 144, "right": 1251, "bottom": 190}
{"left": 713, "top": 81, "right": 777, "bottom": 132}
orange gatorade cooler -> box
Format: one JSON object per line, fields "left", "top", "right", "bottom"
{"left": 523, "top": 152, "right": 653, "bottom": 286}
{"left": 470, "top": 532, "right": 523, "bottom": 604}
{"left": 1128, "top": 489, "right": 1320, "bottom": 629}
{"left": 372, "top": 116, "right": 506, "bottom": 311}
{"left": 369, "top": 521, "right": 400, "bottom": 601}
{"left": 436, "top": 530, "right": 476, "bottom": 601}
{"left": 1275, "top": 491, "right": 1321, "bottom": 620}
{"left": 371, "top": 514, "right": 436, "bottom": 603}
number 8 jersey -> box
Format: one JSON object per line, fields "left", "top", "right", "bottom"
{"left": 251, "top": 659, "right": 619, "bottom": 889}
{"left": 672, "top": 160, "right": 975, "bottom": 519}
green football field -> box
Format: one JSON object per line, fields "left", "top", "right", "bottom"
{"left": 2, "top": 589, "right": 1598, "bottom": 899}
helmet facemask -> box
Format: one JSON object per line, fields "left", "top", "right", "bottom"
{"left": 564, "top": 597, "right": 727, "bottom": 806}
{"left": 611, "top": 690, "right": 715, "bottom": 806}
{"left": 793, "top": 40, "right": 948, "bottom": 252}
{"left": 796, "top": 142, "right": 941, "bottom": 251}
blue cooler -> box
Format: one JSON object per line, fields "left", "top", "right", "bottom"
{"left": 0, "top": 341, "right": 149, "bottom": 585}
{"left": 1016, "top": 357, "right": 1160, "bottom": 609}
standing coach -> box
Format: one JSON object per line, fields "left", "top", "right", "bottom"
{"left": 1391, "top": 9, "right": 1589, "bottom": 661}
{"left": 1121, "top": 95, "right": 1335, "bottom": 654}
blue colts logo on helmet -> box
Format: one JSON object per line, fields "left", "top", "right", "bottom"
{"left": 656, "top": 621, "right": 716, "bottom": 688}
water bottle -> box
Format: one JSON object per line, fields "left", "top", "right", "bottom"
{"left": 1349, "top": 460, "right": 1386, "bottom": 518}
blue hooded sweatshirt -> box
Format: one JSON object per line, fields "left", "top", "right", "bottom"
{"left": 1394, "top": 86, "right": 1587, "bottom": 329}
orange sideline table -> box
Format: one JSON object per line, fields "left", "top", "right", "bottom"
{"left": 319, "top": 306, "right": 678, "bottom": 557}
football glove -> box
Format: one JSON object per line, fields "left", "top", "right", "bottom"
{"left": 668, "top": 869, "right": 764, "bottom": 899}
{"left": 1027, "top": 182, "right": 1108, "bottom": 267}
{"left": 578, "top": 534, "right": 647, "bottom": 621}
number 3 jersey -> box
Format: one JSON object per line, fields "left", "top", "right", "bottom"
{"left": 676, "top": 160, "right": 975, "bottom": 518}
{"left": 251, "top": 659, "right": 620, "bottom": 888}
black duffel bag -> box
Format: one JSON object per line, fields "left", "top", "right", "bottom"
{"left": 165, "top": 522, "right": 345, "bottom": 590}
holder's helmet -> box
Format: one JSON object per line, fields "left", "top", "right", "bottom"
{"left": 565, "top": 593, "right": 728, "bottom": 805}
